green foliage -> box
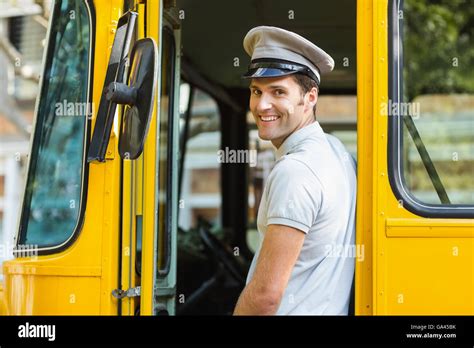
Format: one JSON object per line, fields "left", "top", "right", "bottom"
{"left": 404, "top": 0, "right": 474, "bottom": 99}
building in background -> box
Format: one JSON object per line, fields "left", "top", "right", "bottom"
{"left": 0, "top": 0, "right": 49, "bottom": 276}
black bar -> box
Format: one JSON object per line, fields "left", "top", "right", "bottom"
{"left": 0, "top": 316, "right": 472, "bottom": 346}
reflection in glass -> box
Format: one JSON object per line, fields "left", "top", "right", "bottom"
{"left": 19, "top": 0, "right": 90, "bottom": 246}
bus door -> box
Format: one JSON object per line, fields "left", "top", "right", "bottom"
{"left": 357, "top": 0, "right": 474, "bottom": 315}
{"left": 138, "top": 2, "right": 180, "bottom": 316}
{"left": 87, "top": 1, "right": 180, "bottom": 315}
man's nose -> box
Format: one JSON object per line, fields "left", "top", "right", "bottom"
{"left": 256, "top": 93, "right": 273, "bottom": 112}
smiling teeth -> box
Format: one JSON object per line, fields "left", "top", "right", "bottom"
{"left": 260, "top": 116, "right": 279, "bottom": 121}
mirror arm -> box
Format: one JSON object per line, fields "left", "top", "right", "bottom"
{"left": 106, "top": 82, "right": 138, "bottom": 106}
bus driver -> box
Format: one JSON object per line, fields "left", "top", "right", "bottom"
{"left": 234, "top": 26, "right": 357, "bottom": 315}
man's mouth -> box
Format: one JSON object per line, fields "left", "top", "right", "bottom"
{"left": 259, "top": 115, "right": 281, "bottom": 122}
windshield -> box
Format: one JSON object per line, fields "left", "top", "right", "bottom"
{"left": 17, "top": 0, "right": 91, "bottom": 249}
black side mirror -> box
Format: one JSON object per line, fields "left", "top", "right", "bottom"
{"left": 87, "top": 11, "right": 137, "bottom": 163}
{"left": 105, "top": 38, "right": 158, "bottom": 160}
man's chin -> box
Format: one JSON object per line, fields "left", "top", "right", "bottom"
{"left": 258, "top": 131, "right": 273, "bottom": 141}
{"left": 257, "top": 130, "right": 288, "bottom": 148}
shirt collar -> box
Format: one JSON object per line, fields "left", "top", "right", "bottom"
{"left": 275, "top": 121, "right": 323, "bottom": 160}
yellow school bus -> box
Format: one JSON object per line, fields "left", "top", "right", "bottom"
{"left": 0, "top": 0, "right": 472, "bottom": 315}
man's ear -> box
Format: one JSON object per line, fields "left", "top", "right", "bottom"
{"left": 306, "top": 87, "right": 319, "bottom": 110}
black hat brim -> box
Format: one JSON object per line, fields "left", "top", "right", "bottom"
{"left": 241, "top": 67, "right": 299, "bottom": 80}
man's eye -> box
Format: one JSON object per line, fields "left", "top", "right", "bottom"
{"left": 274, "top": 89, "right": 285, "bottom": 96}
{"left": 252, "top": 89, "right": 261, "bottom": 95}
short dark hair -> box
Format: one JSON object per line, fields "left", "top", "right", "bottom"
{"left": 292, "top": 73, "right": 319, "bottom": 118}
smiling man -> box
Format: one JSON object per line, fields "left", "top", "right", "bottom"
{"left": 233, "top": 26, "right": 356, "bottom": 315}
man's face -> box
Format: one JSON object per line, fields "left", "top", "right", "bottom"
{"left": 249, "top": 75, "right": 318, "bottom": 148}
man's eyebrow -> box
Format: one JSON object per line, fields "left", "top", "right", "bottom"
{"left": 249, "top": 84, "right": 288, "bottom": 90}
{"left": 268, "top": 85, "right": 288, "bottom": 90}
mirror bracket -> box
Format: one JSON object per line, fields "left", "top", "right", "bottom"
{"left": 106, "top": 82, "right": 138, "bottom": 106}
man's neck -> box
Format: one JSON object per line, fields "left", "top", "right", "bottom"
{"left": 272, "top": 119, "right": 316, "bottom": 149}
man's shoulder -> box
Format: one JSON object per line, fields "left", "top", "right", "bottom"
{"left": 270, "top": 155, "right": 322, "bottom": 188}
{"left": 273, "top": 155, "right": 312, "bottom": 175}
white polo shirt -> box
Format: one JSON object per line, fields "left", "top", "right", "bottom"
{"left": 246, "top": 121, "right": 356, "bottom": 315}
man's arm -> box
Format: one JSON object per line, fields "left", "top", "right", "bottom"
{"left": 233, "top": 224, "right": 305, "bottom": 315}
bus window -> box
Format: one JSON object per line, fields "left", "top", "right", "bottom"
{"left": 247, "top": 125, "right": 274, "bottom": 253}
{"left": 403, "top": 95, "right": 474, "bottom": 204}
{"left": 178, "top": 87, "right": 221, "bottom": 231}
{"left": 389, "top": 0, "right": 474, "bottom": 214}
{"left": 176, "top": 85, "right": 224, "bottom": 313}
{"left": 155, "top": 28, "right": 176, "bottom": 275}
{"left": 17, "top": 0, "right": 91, "bottom": 248}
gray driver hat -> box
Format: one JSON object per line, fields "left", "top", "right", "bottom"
{"left": 242, "top": 26, "right": 334, "bottom": 85}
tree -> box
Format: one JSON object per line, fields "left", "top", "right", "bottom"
{"left": 404, "top": 0, "right": 474, "bottom": 100}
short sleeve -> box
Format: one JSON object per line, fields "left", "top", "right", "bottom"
{"left": 265, "top": 158, "right": 322, "bottom": 233}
